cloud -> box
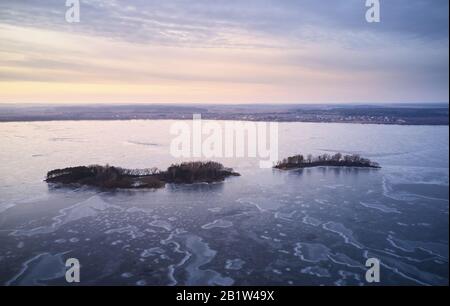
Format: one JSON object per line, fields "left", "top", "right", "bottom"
{"left": 1, "top": 0, "right": 448, "bottom": 47}
{"left": 0, "top": 0, "right": 448, "bottom": 103}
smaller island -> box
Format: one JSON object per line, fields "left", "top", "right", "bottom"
{"left": 274, "top": 153, "right": 380, "bottom": 170}
{"left": 45, "top": 161, "right": 240, "bottom": 189}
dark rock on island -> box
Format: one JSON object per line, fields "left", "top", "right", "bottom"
{"left": 274, "top": 153, "right": 380, "bottom": 170}
{"left": 46, "top": 161, "right": 240, "bottom": 189}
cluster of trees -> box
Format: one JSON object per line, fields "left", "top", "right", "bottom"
{"left": 45, "top": 165, "right": 151, "bottom": 188}
{"left": 163, "top": 161, "right": 239, "bottom": 184}
{"left": 47, "top": 166, "right": 96, "bottom": 181}
{"left": 46, "top": 161, "right": 240, "bottom": 189}
{"left": 275, "top": 153, "right": 380, "bottom": 169}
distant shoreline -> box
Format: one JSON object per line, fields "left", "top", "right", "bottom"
{"left": 0, "top": 117, "right": 448, "bottom": 126}
{"left": 0, "top": 104, "right": 448, "bottom": 125}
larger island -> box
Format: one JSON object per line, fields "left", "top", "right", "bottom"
{"left": 46, "top": 161, "right": 240, "bottom": 189}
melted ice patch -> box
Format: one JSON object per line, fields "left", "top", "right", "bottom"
{"left": 364, "top": 250, "right": 447, "bottom": 286}
{"left": 294, "top": 243, "right": 331, "bottom": 263}
{"left": 301, "top": 266, "right": 331, "bottom": 277}
{"left": 169, "top": 234, "right": 234, "bottom": 286}
{"left": 11, "top": 195, "right": 118, "bottom": 237}
{"left": 334, "top": 270, "right": 363, "bottom": 286}
{"left": 6, "top": 253, "right": 66, "bottom": 285}
{"left": 126, "top": 140, "right": 159, "bottom": 147}
{"left": 274, "top": 210, "right": 297, "bottom": 221}
{"left": 149, "top": 220, "right": 172, "bottom": 231}
{"left": 201, "top": 219, "right": 233, "bottom": 230}
{"left": 302, "top": 216, "right": 322, "bottom": 227}
{"left": 236, "top": 196, "right": 284, "bottom": 211}
{"left": 360, "top": 201, "right": 400, "bottom": 214}
{"left": 225, "top": 259, "right": 245, "bottom": 270}
{"left": 387, "top": 235, "right": 449, "bottom": 259}
{"left": 322, "top": 222, "right": 364, "bottom": 249}
{"left": 140, "top": 247, "right": 165, "bottom": 258}
{"left": 382, "top": 167, "right": 449, "bottom": 202}
{"left": 0, "top": 203, "right": 15, "bottom": 214}
{"left": 105, "top": 225, "right": 145, "bottom": 239}
{"left": 329, "top": 253, "right": 364, "bottom": 269}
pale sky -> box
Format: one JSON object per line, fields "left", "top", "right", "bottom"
{"left": 0, "top": 0, "right": 448, "bottom": 104}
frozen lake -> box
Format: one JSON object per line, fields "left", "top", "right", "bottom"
{"left": 0, "top": 120, "right": 448, "bottom": 285}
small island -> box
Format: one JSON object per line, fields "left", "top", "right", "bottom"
{"left": 45, "top": 161, "right": 240, "bottom": 189}
{"left": 274, "top": 153, "right": 380, "bottom": 170}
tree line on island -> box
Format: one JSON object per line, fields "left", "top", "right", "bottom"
{"left": 46, "top": 161, "right": 240, "bottom": 189}
{"left": 45, "top": 153, "right": 379, "bottom": 190}
{"left": 274, "top": 153, "right": 380, "bottom": 170}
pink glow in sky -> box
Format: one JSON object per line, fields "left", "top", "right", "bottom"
{"left": 0, "top": 0, "right": 448, "bottom": 104}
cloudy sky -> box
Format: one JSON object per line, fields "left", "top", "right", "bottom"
{"left": 0, "top": 0, "right": 448, "bottom": 104}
